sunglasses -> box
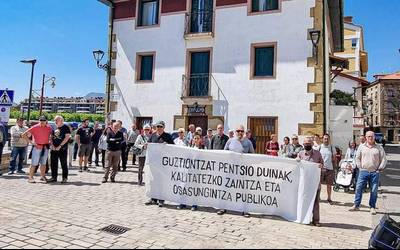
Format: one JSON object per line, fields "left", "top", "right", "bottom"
{"left": 292, "top": 138, "right": 298, "bottom": 140}
{"left": 236, "top": 130, "right": 244, "bottom": 133}
{"left": 156, "top": 125, "right": 164, "bottom": 128}
{"left": 178, "top": 131, "right": 184, "bottom": 133}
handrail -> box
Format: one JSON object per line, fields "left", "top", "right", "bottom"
{"left": 184, "top": 10, "right": 214, "bottom": 36}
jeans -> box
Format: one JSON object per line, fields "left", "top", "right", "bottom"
{"left": 50, "top": 149, "right": 69, "bottom": 181}
{"left": 354, "top": 171, "right": 380, "bottom": 209}
{"left": 120, "top": 143, "right": 127, "bottom": 170}
{"left": 73, "top": 143, "right": 78, "bottom": 160}
{"left": 101, "top": 150, "right": 106, "bottom": 168}
{"left": 138, "top": 157, "right": 145, "bottom": 184}
{"left": 9, "top": 147, "right": 27, "bottom": 172}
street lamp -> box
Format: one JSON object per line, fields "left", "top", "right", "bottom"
{"left": 20, "top": 59, "right": 37, "bottom": 124}
{"left": 309, "top": 30, "right": 321, "bottom": 65}
{"left": 92, "top": 49, "right": 111, "bottom": 119}
{"left": 39, "top": 74, "right": 56, "bottom": 116}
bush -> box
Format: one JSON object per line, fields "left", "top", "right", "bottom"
{"left": 10, "top": 110, "right": 105, "bottom": 123}
{"left": 330, "top": 90, "right": 356, "bottom": 106}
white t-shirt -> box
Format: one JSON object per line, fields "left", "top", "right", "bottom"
{"left": 174, "top": 138, "right": 187, "bottom": 147}
{"left": 319, "top": 144, "right": 334, "bottom": 170}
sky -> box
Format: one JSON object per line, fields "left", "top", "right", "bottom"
{"left": 0, "top": 0, "right": 399, "bottom": 103}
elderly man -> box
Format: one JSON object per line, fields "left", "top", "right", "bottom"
{"left": 174, "top": 128, "right": 187, "bottom": 146}
{"left": 22, "top": 116, "right": 53, "bottom": 183}
{"left": 288, "top": 135, "right": 304, "bottom": 159}
{"left": 350, "top": 131, "right": 387, "bottom": 215}
{"left": 224, "top": 125, "right": 255, "bottom": 154}
{"left": 49, "top": 116, "right": 71, "bottom": 183}
{"left": 145, "top": 121, "right": 174, "bottom": 207}
{"left": 8, "top": 118, "right": 29, "bottom": 175}
{"left": 185, "top": 124, "right": 196, "bottom": 145}
{"left": 219, "top": 125, "right": 254, "bottom": 217}
{"left": 297, "top": 136, "right": 324, "bottom": 227}
{"left": 203, "top": 128, "right": 213, "bottom": 149}
{"left": 210, "top": 124, "right": 229, "bottom": 150}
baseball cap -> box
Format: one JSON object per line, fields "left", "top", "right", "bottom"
{"left": 155, "top": 121, "right": 165, "bottom": 127}
{"left": 39, "top": 116, "right": 47, "bottom": 121}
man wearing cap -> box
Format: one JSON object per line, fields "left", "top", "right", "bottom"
{"left": 22, "top": 116, "right": 53, "bottom": 183}
{"left": 210, "top": 124, "right": 229, "bottom": 150}
{"left": 288, "top": 135, "right": 304, "bottom": 159}
{"left": 145, "top": 121, "right": 174, "bottom": 207}
{"left": 8, "top": 118, "right": 29, "bottom": 175}
{"left": 134, "top": 124, "right": 152, "bottom": 186}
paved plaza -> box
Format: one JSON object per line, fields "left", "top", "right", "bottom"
{"left": 0, "top": 146, "right": 399, "bottom": 249}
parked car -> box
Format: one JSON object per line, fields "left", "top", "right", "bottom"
{"left": 375, "top": 133, "right": 384, "bottom": 144}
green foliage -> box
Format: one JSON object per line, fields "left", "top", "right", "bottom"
{"left": 10, "top": 110, "right": 105, "bottom": 123}
{"left": 330, "top": 90, "right": 356, "bottom": 106}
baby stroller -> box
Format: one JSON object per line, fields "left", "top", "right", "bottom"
{"left": 333, "top": 159, "right": 355, "bottom": 193}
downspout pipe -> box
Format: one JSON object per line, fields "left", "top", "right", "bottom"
{"left": 322, "top": 0, "right": 327, "bottom": 134}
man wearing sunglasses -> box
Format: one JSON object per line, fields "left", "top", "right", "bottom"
{"left": 288, "top": 135, "right": 304, "bottom": 159}
{"left": 145, "top": 121, "right": 174, "bottom": 207}
{"left": 219, "top": 125, "right": 254, "bottom": 217}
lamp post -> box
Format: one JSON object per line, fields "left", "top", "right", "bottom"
{"left": 20, "top": 59, "right": 37, "bottom": 124}
{"left": 39, "top": 74, "right": 56, "bottom": 116}
{"left": 92, "top": 49, "right": 111, "bottom": 119}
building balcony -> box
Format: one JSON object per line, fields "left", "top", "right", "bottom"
{"left": 181, "top": 73, "right": 212, "bottom": 105}
{"left": 184, "top": 11, "right": 214, "bottom": 39}
{"left": 353, "top": 117, "right": 365, "bottom": 128}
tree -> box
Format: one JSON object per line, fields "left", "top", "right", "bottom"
{"left": 330, "top": 90, "right": 356, "bottom": 106}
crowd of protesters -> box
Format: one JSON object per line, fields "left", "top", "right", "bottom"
{"left": 0, "top": 116, "right": 387, "bottom": 226}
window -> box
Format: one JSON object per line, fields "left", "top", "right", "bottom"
{"left": 136, "top": 52, "right": 155, "bottom": 82}
{"left": 250, "top": 0, "right": 279, "bottom": 13}
{"left": 251, "top": 43, "right": 276, "bottom": 79}
{"left": 138, "top": 0, "right": 160, "bottom": 27}
{"left": 351, "top": 38, "right": 357, "bottom": 48}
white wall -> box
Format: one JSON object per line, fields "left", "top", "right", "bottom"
{"left": 332, "top": 75, "right": 359, "bottom": 94}
{"left": 111, "top": 0, "right": 316, "bottom": 140}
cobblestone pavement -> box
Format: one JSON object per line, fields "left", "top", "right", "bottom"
{"left": 0, "top": 156, "right": 380, "bottom": 249}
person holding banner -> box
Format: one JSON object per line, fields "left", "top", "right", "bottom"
{"left": 297, "top": 137, "right": 324, "bottom": 227}
{"left": 145, "top": 121, "right": 174, "bottom": 207}
{"left": 265, "top": 134, "right": 279, "bottom": 156}
{"left": 177, "top": 132, "right": 204, "bottom": 211}
{"left": 219, "top": 125, "right": 254, "bottom": 217}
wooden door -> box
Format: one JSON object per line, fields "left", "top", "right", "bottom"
{"left": 136, "top": 117, "right": 153, "bottom": 131}
{"left": 188, "top": 116, "right": 208, "bottom": 136}
{"left": 248, "top": 117, "right": 278, "bottom": 154}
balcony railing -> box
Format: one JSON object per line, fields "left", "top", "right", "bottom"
{"left": 182, "top": 73, "right": 210, "bottom": 98}
{"left": 184, "top": 10, "right": 213, "bottom": 37}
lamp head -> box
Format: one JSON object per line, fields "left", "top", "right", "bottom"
{"left": 309, "top": 30, "right": 321, "bottom": 47}
{"left": 92, "top": 50, "right": 105, "bottom": 63}
{"left": 20, "top": 59, "right": 37, "bottom": 64}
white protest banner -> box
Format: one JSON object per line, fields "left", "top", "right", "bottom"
{"left": 145, "top": 144, "right": 321, "bottom": 224}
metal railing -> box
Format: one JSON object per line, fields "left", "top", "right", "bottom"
{"left": 184, "top": 10, "right": 213, "bottom": 36}
{"left": 182, "top": 73, "right": 211, "bottom": 98}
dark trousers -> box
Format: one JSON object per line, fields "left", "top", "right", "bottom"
{"left": 120, "top": 143, "right": 127, "bottom": 170}
{"left": 138, "top": 157, "right": 145, "bottom": 184}
{"left": 0, "top": 143, "right": 3, "bottom": 166}
{"left": 126, "top": 143, "right": 136, "bottom": 165}
{"left": 73, "top": 143, "right": 79, "bottom": 160}
{"left": 89, "top": 143, "right": 100, "bottom": 165}
{"left": 50, "top": 149, "right": 68, "bottom": 180}
{"left": 101, "top": 150, "right": 106, "bottom": 168}
{"left": 312, "top": 187, "right": 321, "bottom": 224}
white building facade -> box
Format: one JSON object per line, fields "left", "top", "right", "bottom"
{"left": 102, "top": 0, "right": 343, "bottom": 153}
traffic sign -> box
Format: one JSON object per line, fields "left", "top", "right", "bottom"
{"left": 0, "top": 106, "right": 10, "bottom": 123}
{"left": 0, "top": 89, "right": 14, "bottom": 106}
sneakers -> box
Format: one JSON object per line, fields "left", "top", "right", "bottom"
{"left": 61, "top": 178, "right": 67, "bottom": 184}
{"left": 17, "top": 170, "right": 26, "bottom": 174}
{"left": 102, "top": 178, "right": 108, "bottom": 183}
{"left": 145, "top": 200, "right": 157, "bottom": 206}
{"left": 327, "top": 199, "right": 334, "bottom": 205}
{"left": 177, "top": 205, "right": 185, "bottom": 210}
{"left": 79, "top": 168, "right": 83, "bottom": 173}
{"left": 217, "top": 210, "right": 226, "bottom": 215}
{"left": 370, "top": 208, "right": 377, "bottom": 215}
{"left": 312, "top": 222, "right": 322, "bottom": 227}
{"left": 241, "top": 212, "right": 250, "bottom": 218}
{"left": 83, "top": 167, "right": 90, "bottom": 172}
{"left": 28, "top": 178, "right": 36, "bottom": 183}
{"left": 47, "top": 178, "right": 57, "bottom": 183}
{"left": 191, "top": 206, "right": 198, "bottom": 211}
{"left": 39, "top": 177, "right": 47, "bottom": 183}
{"left": 158, "top": 201, "right": 164, "bottom": 208}
{"left": 349, "top": 205, "right": 360, "bottom": 212}
{"left": 110, "top": 179, "right": 115, "bottom": 183}
{"left": 8, "top": 171, "right": 15, "bottom": 175}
